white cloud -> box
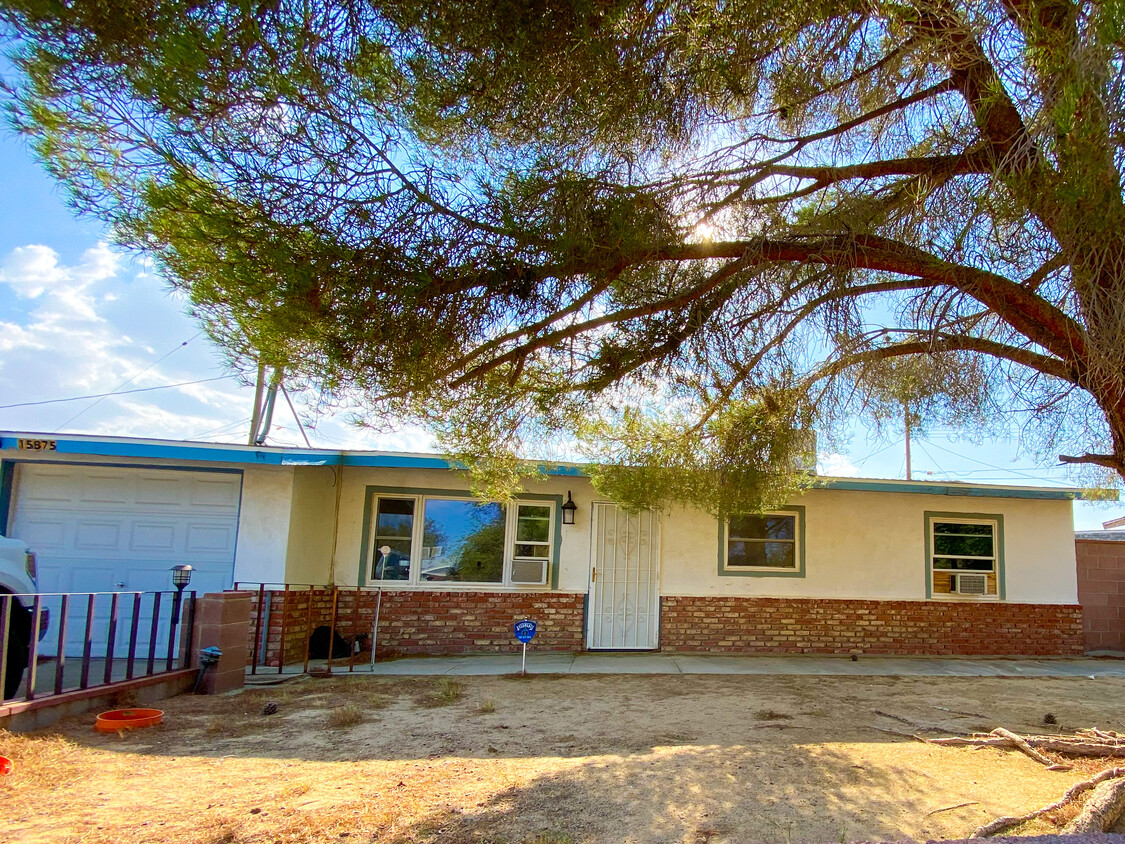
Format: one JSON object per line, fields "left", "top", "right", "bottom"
{"left": 0, "top": 239, "right": 443, "bottom": 454}
{"left": 70, "top": 242, "right": 120, "bottom": 284}
{"left": 0, "top": 244, "right": 68, "bottom": 297}
{"left": 818, "top": 452, "right": 861, "bottom": 477}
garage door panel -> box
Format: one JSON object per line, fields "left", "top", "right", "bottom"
{"left": 18, "top": 516, "right": 70, "bottom": 551}
{"left": 74, "top": 520, "right": 124, "bottom": 551}
{"left": 80, "top": 474, "right": 130, "bottom": 504}
{"left": 190, "top": 478, "right": 241, "bottom": 508}
{"left": 130, "top": 522, "right": 179, "bottom": 553}
{"left": 186, "top": 522, "right": 237, "bottom": 554}
{"left": 67, "top": 566, "right": 118, "bottom": 593}
{"left": 18, "top": 468, "right": 74, "bottom": 503}
{"left": 137, "top": 475, "right": 184, "bottom": 506}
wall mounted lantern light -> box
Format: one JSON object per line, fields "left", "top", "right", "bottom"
{"left": 561, "top": 491, "right": 577, "bottom": 525}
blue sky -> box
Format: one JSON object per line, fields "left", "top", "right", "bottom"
{"left": 0, "top": 123, "right": 1121, "bottom": 530}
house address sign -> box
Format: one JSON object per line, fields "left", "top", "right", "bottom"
{"left": 17, "top": 438, "right": 57, "bottom": 451}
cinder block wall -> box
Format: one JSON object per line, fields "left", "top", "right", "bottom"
{"left": 190, "top": 591, "right": 251, "bottom": 693}
{"left": 1076, "top": 539, "right": 1125, "bottom": 652}
{"left": 658, "top": 596, "right": 1085, "bottom": 656}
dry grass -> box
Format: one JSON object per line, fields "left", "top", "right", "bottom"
{"left": 5, "top": 674, "right": 1125, "bottom": 844}
{"left": 438, "top": 677, "right": 464, "bottom": 702}
{"left": 754, "top": 709, "right": 792, "bottom": 721}
{"left": 325, "top": 703, "right": 365, "bottom": 729}
{"left": 476, "top": 698, "right": 497, "bottom": 714}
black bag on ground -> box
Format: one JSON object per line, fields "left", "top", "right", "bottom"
{"left": 307, "top": 625, "right": 351, "bottom": 659}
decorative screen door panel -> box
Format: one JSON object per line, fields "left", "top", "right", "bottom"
{"left": 588, "top": 503, "right": 660, "bottom": 649}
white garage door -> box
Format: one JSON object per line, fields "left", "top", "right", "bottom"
{"left": 8, "top": 463, "right": 242, "bottom": 656}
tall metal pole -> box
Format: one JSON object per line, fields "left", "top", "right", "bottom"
{"left": 248, "top": 362, "right": 266, "bottom": 445}
{"left": 904, "top": 403, "right": 912, "bottom": 481}
{"left": 254, "top": 366, "right": 284, "bottom": 446}
{"left": 370, "top": 544, "right": 390, "bottom": 669}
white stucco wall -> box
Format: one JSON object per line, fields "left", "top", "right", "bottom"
{"left": 660, "top": 487, "right": 1078, "bottom": 604}
{"left": 231, "top": 466, "right": 295, "bottom": 584}
{"left": 283, "top": 466, "right": 338, "bottom": 584}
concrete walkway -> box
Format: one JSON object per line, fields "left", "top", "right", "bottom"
{"left": 244, "top": 651, "right": 1125, "bottom": 683}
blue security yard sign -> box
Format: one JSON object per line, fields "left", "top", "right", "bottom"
{"left": 513, "top": 619, "right": 537, "bottom": 674}
{"left": 513, "top": 620, "right": 537, "bottom": 643}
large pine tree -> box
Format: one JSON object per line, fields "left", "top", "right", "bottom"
{"left": 4, "top": 0, "right": 1124, "bottom": 509}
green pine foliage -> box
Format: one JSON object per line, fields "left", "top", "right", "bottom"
{"left": 4, "top": 0, "right": 1125, "bottom": 506}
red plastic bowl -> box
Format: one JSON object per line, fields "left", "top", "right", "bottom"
{"left": 0, "top": 756, "right": 12, "bottom": 775}
{"left": 94, "top": 708, "right": 163, "bottom": 732}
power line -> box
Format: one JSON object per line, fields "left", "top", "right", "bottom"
{"left": 921, "top": 439, "right": 1065, "bottom": 486}
{"left": 912, "top": 438, "right": 945, "bottom": 478}
{"left": 0, "top": 376, "right": 233, "bottom": 411}
{"left": 850, "top": 439, "right": 902, "bottom": 468}
{"left": 54, "top": 333, "right": 203, "bottom": 430}
{"left": 188, "top": 416, "right": 253, "bottom": 441}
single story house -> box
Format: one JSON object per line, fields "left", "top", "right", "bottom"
{"left": 0, "top": 431, "right": 1093, "bottom": 657}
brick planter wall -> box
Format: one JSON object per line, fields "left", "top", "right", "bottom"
{"left": 248, "top": 588, "right": 586, "bottom": 665}
{"left": 659, "top": 596, "right": 1085, "bottom": 656}
{"left": 1076, "top": 539, "right": 1125, "bottom": 652}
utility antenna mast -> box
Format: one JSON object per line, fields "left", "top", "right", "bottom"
{"left": 904, "top": 402, "right": 912, "bottom": 481}
{"left": 248, "top": 363, "right": 285, "bottom": 446}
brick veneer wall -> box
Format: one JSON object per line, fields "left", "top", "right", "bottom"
{"left": 1076, "top": 539, "right": 1125, "bottom": 652}
{"left": 248, "top": 588, "right": 586, "bottom": 665}
{"left": 372, "top": 590, "right": 585, "bottom": 656}
{"left": 659, "top": 596, "right": 1085, "bottom": 656}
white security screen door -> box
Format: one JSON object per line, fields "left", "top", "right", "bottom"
{"left": 587, "top": 503, "right": 660, "bottom": 649}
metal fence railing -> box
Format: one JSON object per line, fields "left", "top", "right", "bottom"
{"left": 1, "top": 590, "right": 196, "bottom": 704}
{"left": 235, "top": 583, "right": 380, "bottom": 676}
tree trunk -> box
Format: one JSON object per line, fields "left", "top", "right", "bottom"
{"left": 1063, "top": 777, "right": 1125, "bottom": 833}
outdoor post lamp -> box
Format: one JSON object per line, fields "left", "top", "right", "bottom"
{"left": 167, "top": 564, "right": 193, "bottom": 668}
{"left": 561, "top": 491, "right": 577, "bottom": 526}
{"left": 171, "top": 564, "right": 194, "bottom": 591}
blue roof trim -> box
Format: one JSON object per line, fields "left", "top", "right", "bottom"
{"left": 817, "top": 478, "right": 1079, "bottom": 500}
{"left": 0, "top": 435, "right": 587, "bottom": 477}
{"left": 0, "top": 435, "right": 342, "bottom": 467}
{"left": 0, "top": 433, "right": 1093, "bottom": 496}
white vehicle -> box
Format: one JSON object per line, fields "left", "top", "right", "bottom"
{"left": 0, "top": 535, "right": 42, "bottom": 699}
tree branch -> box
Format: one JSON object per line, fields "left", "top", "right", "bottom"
{"left": 1058, "top": 452, "right": 1125, "bottom": 471}
{"left": 817, "top": 333, "right": 1079, "bottom": 385}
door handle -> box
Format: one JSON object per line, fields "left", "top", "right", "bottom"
{"left": 591, "top": 567, "right": 596, "bottom": 583}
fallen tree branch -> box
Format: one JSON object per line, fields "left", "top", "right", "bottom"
{"left": 926, "top": 734, "right": 1125, "bottom": 757}
{"left": 926, "top": 801, "right": 979, "bottom": 816}
{"left": 1063, "top": 776, "right": 1125, "bottom": 833}
{"left": 969, "top": 767, "right": 1125, "bottom": 838}
{"left": 990, "top": 728, "right": 1057, "bottom": 767}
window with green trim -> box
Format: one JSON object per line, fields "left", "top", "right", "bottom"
{"left": 929, "top": 517, "right": 999, "bottom": 598}
{"left": 369, "top": 494, "right": 555, "bottom": 587}
{"left": 724, "top": 511, "right": 800, "bottom": 572}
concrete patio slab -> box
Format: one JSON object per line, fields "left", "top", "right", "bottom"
{"left": 568, "top": 653, "right": 682, "bottom": 674}
{"left": 244, "top": 651, "right": 1125, "bottom": 680}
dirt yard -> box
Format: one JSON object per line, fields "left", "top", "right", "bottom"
{"left": 3, "top": 673, "right": 1125, "bottom": 844}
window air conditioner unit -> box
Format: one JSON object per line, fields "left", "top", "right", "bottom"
{"left": 510, "top": 557, "right": 548, "bottom": 585}
{"left": 952, "top": 573, "right": 988, "bottom": 595}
